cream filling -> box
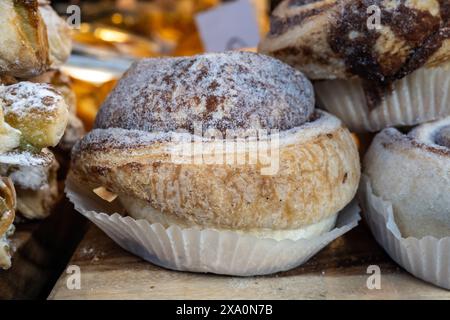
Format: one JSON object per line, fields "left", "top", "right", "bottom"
{"left": 119, "top": 195, "right": 337, "bottom": 241}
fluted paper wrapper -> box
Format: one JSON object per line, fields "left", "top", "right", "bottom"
{"left": 66, "top": 178, "right": 360, "bottom": 276}
{"left": 315, "top": 65, "right": 450, "bottom": 133}
{"left": 360, "top": 175, "right": 450, "bottom": 290}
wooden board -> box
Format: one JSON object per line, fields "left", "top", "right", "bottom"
{"left": 0, "top": 198, "right": 88, "bottom": 299}
{"left": 48, "top": 221, "right": 450, "bottom": 300}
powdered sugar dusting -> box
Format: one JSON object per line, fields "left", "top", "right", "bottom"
{"left": 0, "top": 82, "right": 63, "bottom": 120}
{"left": 95, "top": 52, "right": 314, "bottom": 134}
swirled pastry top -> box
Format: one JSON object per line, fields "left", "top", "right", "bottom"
{"left": 95, "top": 51, "right": 315, "bottom": 134}
{"left": 259, "top": 0, "right": 450, "bottom": 82}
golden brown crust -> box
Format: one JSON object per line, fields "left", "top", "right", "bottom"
{"left": 70, "top": 111, "right": 360, "bottom": 230}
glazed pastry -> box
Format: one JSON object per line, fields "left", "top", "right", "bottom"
{"left": 0, "top": 177, "right": 15, "bottom": 270}
{"left": 70, "top": 52, "right": 360, "bottom": 240}
{"left": 259, "top": 0, "right": 450, "bottom": 132}
{"left": 0, "top": 0, "right": 71, "bottom": 78}
{"left": 363, "top": 117, "right": 450, "bottom": 238}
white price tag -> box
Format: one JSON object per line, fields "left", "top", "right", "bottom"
{"left": 195, "top": 0, "right": 260, "bottom": 52}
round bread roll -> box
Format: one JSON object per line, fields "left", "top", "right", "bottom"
{"left": 70, "top": 52, "right": 360, "bottom": 240}
{"left": 364, "top": 117, "right": 450, "bottom": 238}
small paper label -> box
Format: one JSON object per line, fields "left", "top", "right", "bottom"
{"left": 195, "top": 0, "right": 260, "bottom": 52}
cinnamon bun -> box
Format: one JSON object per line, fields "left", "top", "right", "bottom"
{"left": 0, "top": 0, "right": 71, "bottom": 78}
{"left": 70, "top": 52, "right": 360, "bottom": 240}
{"left": 363, "top": 117, "right": 450, "bottom": 238}
{"left": 259, "top": 0, "right": 450, "bottom": 132}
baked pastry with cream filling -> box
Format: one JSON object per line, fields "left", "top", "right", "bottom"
{"left": 0, "top": 177, "right": 15, "bottom": 270}
{"left": 70, "top": 52, "right": 360, "bottom": 240}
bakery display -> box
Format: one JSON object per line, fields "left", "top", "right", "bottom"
{"left": 363, "top": 117, "right": 450, "bottom": 239}
{"left": 259, "top": 0, "right": 450, "bottom": 132}
{"left": 70, "top": 51, "right": 360, "bottom": 241}
{"left": 0, "top": 177, "right": 15, "bottom": 270}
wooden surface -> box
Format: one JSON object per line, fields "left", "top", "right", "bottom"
{"left": 49, "top": 221, "right": 450, "bottom": 300}
{"left": 0, "top": 199, "right": 87, "bottom": 299}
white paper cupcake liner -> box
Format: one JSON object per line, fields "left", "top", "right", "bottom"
{"left": 315, "top": 64, "right": 450, "bottom": 132}
{"left": 360, "top": 175, "right": 450, "bottom": 290}
{"left": 66, "top": 178, "right": 360, "bottom": 276}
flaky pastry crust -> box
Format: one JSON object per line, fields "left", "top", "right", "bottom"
{"left": 71, "top": 110, "right": 360, "bottom": 231}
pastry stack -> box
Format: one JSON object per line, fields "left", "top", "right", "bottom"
{"left": 260, "top": 0, "right": 450, "bottom": 288}
{"left": 0, "top": 0, "right": 79, "bottom": 269}
{"left": 66, "top": 51, "right": 361, "bottom": 275}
